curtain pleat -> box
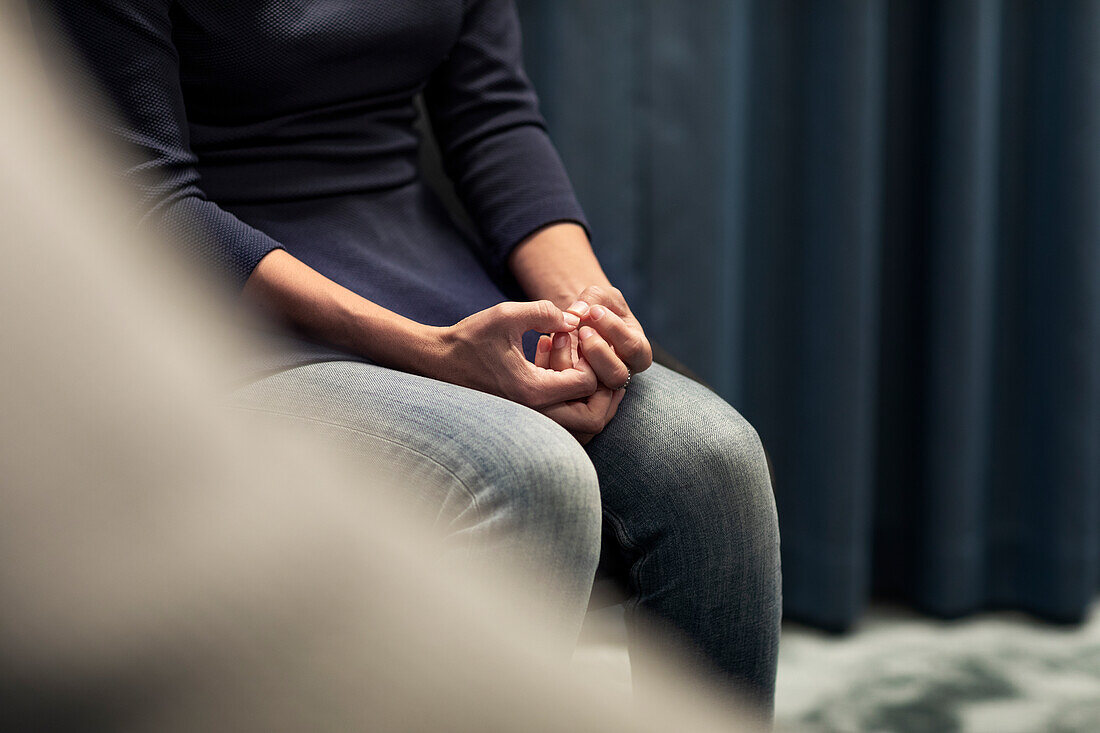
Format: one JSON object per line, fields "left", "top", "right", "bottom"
{"left": 517, "top": 0, "right": 1100, "bottom": 631}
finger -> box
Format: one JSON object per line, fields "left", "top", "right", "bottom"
{"left": 604, "top": 386, "right": 626, "bottom": 423}
{"left": 542, "top": 394, "right": 609, "bottom": 435}
{"left": 585, "top": 385, "right": 613, "bottom": 415}
{"left": 522, "top": 363, "right": 598, "bottom": 407}
{"left": 578, "top": 326, "right": 631, "bottom": 389}
{"left": 550, "top": 331, "right": 573, "bottom": 371}
{"left": 585, "top": 305, "right": 653, "bottom": 372}
{"left": 564, "top": 299, "right": 590, "bottom": 319}
{"left": 543, "top": 387, "right": 614, "bottom": 435}
{"left": 572, "top": 344, "right": 596, "bottom": 378}
{"left": 578, "top": 285, "right": 630, "bottom": 317}
{"left": 500, "top": 299, "right": 580, "bottom": 334}
{"left": 534, "top": 334, "right": 552, "bottom": 369}
{"left": 541, "top": 401, "right": 593, "bottom": 433}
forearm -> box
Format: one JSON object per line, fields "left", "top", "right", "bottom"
{"left": 241, "top": 249, "right": 444, "bottom": 374}
{"left": 508, "top": 222, "right": 612, "bottom": 309}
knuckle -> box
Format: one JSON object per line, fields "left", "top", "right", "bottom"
{"left": 580, "top": 369, "right": 598, "bottom": 393}
{"left": 621, "top": 333, "right": 644, "bottom": 358}
{"left": 598, "top": 358, "right": 629, "bottom": 385}
{"left": 581, "top": 284, "right": 605, "bottom": 301}
{"left": 496, "top": 301, "right": 519, "bottom": 319}
{"left": 535, "top": 299, "right": 556, "bottom": 321}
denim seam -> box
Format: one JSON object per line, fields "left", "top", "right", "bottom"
{"left": 227, "top": 405, "right": 485, "bottom": 522}
{"left": 600, "top": 506, "right": 650, "bottom": 617}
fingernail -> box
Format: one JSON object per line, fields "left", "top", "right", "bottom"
{"left": 589, "top": 305, "right": 606, "bottom": 321}
{"left": 538, "top": 336, "right": 552, "bottom": 353}
{"left": 553, "top": 332, "right": 570, "bottom": 349}
{"left": 563, "top": 312, "right": 581, "bottom": 328}
{"left": 579, "top": 326, "right": 596, "bottom": 340}
{"left": 567, "top": 300, "right": 590, "bottom": 317}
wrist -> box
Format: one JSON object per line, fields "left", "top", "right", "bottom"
{"left": 347, "top": 306, "right": 448, "bottom": 378}
{"left": 508, "top": 223, "right": 611, "bottom": 307}
{"left": 391, "top": 321, "right": 450, "bottom": 379}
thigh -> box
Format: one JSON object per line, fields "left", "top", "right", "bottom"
{"left": 231, "top": 359, "right": 604, "bottom": 647}
{"left": 228, "top": 360, "right": 594, "bottom": 536}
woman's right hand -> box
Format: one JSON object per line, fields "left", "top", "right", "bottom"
{"left": 431, "top": 300, "right": 598, "bottom": 409}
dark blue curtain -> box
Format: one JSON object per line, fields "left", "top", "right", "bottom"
{"left": 516, "top": 0, "right": 1100, "bottom": 631}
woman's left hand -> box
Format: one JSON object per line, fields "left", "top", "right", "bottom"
{"left": 562, "top": 285, "right": 652, "bottom": 390}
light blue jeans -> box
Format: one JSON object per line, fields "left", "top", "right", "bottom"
{"left": 230, "top": 360, "right": 781, "bottom": 713}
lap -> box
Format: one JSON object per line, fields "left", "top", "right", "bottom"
{"left": 230, "top": 359, "right": 772, "bottom": 538}
{"left": 233, "top": 359, "right": 576, "bottom": 464}
{"left": 229, "top": 359, "right": 596, "bottom": 529}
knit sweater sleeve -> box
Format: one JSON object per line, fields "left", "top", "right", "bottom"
{"left": 36, "top": 0, "right": 282, "bottom": 287}
{"left": 423, "top": 0, "right": 590, "bottom": 277}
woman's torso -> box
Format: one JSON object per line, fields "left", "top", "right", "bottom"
{"left": 175, "top": 1, "right": 460, "bottom": 203}
{"left": 170, "top": 2, "right": 513, "bottom": 368}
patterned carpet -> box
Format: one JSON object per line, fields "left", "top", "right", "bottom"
{"left": 776, "top": 603, "right": 1100, "bottom": 732}
{"left": 573, "top": 602, "right": 1100, "bottom": 731}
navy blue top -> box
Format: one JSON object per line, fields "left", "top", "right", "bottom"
{"left": 39, "top": 1, "right": 588, "bottom": 371}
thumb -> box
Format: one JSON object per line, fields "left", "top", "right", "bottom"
{"left": 503, "top": 299, "right": 579, "bottom": 334}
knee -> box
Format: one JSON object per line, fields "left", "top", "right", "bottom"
{"left": 700, "top": 410, "right": 779, "bottom": 559}
{"left": 700, "top": 409, "right": 775, "bottom": 525}
{"left": 658, "top": 406, "right": 779, "bottom": 574}
{"left": 479, "top": 416, "right": 603, "bottom": 566}
{"left": 519, "top": 425, "right": 602, "bottom": 536}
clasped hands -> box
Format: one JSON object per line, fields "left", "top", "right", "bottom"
{"left": 441, "top": 285, "right": 652, "bottom": 445}
{"left": 533, "top": 286, "right": 652, "bottom": 443}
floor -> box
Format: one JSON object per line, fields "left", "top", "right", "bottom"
{"left": 573, "top": 601, "right": 1100, "bottom": 731}
{"left": 776, "top": 602, "right": 1100, "bottom": 732}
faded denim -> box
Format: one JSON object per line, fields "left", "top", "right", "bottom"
{"left": 230, "top": 360, "right": 780, "bottom": 713}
